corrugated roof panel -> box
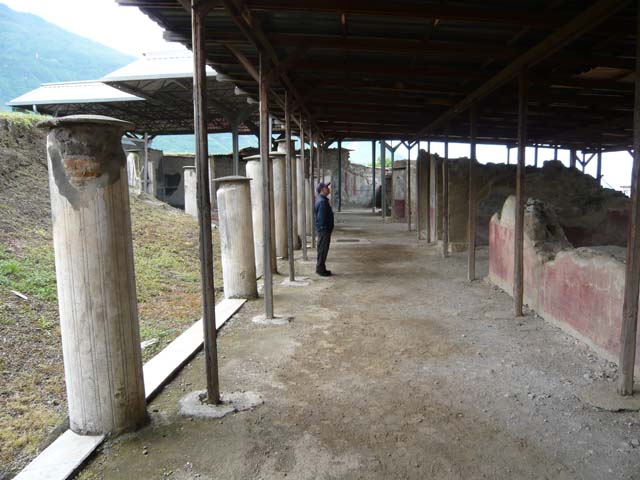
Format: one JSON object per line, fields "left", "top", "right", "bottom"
{"left": 7, "top": 81, "right": 143, "bottom": 106}
{"left": 102, "top": 50, "right": 216, "bottom": 81}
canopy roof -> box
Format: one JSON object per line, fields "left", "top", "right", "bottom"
{"left": 8, "top": 51, "right": 259, "bottom": 135}
{"left": 117, "top": 0, "right": 635, "bottom": 150}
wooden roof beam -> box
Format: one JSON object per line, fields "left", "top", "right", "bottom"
{"left": 416, "top": 0, "right": 630, "bottom": 138}
{"left": 219, "top": 0, "right": 322, "bottom": 138}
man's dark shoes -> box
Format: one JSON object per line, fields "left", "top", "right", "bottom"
{"left": 316, "top": 269, "right": 332, "bottom": 277}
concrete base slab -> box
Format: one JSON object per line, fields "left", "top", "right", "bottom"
{"left": 13, "top": 430, "right": 104, "bottom": 480}
{"left": 280, "top": 277, "right": 310, "bottom": 287}
{"left": 577, "top": 382, "right": 640, "bottom": 411}
{"left": 179, "top": 390, "right": 263, "bottom": 419}
{"left": 252, "top": 314, "right": 293, "bottom": 325}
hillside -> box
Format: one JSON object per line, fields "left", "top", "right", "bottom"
{"left": 0, "top": 113, "right": 221, "bottom": 478}
{"left": 0, "top": 3, "right": 133, "bottom": 109}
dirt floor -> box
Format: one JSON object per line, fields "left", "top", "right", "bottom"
{"left": 77, "top": 210, "right": 639, "bottom": 480}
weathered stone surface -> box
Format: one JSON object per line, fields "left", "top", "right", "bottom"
{"left": 40, "top": 115, "right": 147, "bottom": 435}
{"left": 489, "top": 195, "right": 640, "bottom": 368}
{"left": 215, "top": 176, "right": 258, "bottom": 299}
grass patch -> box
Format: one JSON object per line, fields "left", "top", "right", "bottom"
{"left": 1, "top": 193, "right": 219, "bottom": 476}
{"left": 0, "top": 244, "right": 57, "bottom": 301}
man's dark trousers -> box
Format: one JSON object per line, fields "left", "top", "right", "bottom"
{"left": 316, "top": 230, "right": 331, "bottom": 273}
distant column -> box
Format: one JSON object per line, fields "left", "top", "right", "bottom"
{"left": 245, "top": 156, "right": 277, "bottom": 276}
{"left": 184, "top": 166, "right": 197, "bottom": 217}
{"left": 215, "top": 176, "right": 258, "bottom": 299}
{"left": 272, "top": 152, "right": 288, "bottom": 258}
{"left": 40, "top": 115, "right": 146, "bottom": 435}
{"left": 296, "top": 152, "right": 306, "bottom": 246}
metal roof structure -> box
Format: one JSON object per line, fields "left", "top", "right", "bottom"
{"left": 8, "top": 51, "right": 259, "bottom": 135}
{"left": 117, "top": 0, "right": 635, "bottom": 150}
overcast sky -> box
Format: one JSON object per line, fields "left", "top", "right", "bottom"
{"left": 1, "top": 0, "right": 633, "bottom": 190}
{"left": 0, "top": 0, "right": 184, "bottom": 56}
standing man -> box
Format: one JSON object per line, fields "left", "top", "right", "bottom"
{"left": 314, "top": 182, "right": 334, "bottom": 276}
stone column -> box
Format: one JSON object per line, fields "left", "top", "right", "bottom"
{"left": 276, "top": 138, "right": 300, "bottom": 249}
{"left": 39, "top": 115, "right": 146, "bottom": 435}
{"left": 272, "top": 152, "right": 288, "bottom": 258}
{"left": 296, "top": 153, "right": 306, "bottom": 244}
{"left": 183, "top": 166, "right": 197, "bottom": 217}
{"left": 245, "top": 156, "right": 277, "bottom": 277}
{"left": 306, "top": 176, "right": 313, "bottom": 234}
{"left": 215, "top": 176, "right": 258, "bottom": 299}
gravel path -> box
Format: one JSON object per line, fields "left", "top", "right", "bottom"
{"left": 79, "top": 210, "right": 640, "bottom": 480}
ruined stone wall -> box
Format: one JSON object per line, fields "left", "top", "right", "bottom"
{"left": 391, "top": 159, "right": 417, "bottom": 220}
{"left": 429, "top": 155, "right": 443, "bottom": 241}
{"left": 447, "top": 159, "right": 629, "bottom": 249}
{"left": 489, "top": 196, "right": 639, "bottom": 367}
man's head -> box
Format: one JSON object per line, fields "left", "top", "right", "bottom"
{"left": 317, "top": 182, "right": 331, "bottom": 196}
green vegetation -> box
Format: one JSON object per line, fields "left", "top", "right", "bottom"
{"left": 0, "top": 245, "right": 57, "bottom": 301}
{"left": 0, "top": 4, "right": 133, "bottom": 110}
{"left": 0, "top": 115, "right": 221, "bottom": 477}
{"left": 367, "top": 157, "right": 394, "bottom": 168}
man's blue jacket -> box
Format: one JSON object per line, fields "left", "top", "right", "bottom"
{"left": 314, "top": 194, "right": 334, "bottom": 233}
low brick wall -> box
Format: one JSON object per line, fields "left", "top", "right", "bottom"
{"left": 489, "top": 196, "right": 639, "bottom": 367}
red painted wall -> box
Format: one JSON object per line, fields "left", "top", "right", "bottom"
{"left": 489, "top": 212, "right": 639, "bottom": 367}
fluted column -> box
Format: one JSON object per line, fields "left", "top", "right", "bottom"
{"left": 39, "top": 114, "right": 147, "bottom": 435}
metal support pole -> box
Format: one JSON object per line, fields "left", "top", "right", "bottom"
{"left": 416, "top": 141, "right": 421, "bottom": 238}
{"left": 468, "top": 104, "right": 478, "bottom": 281}
{"left": 618, "top": 0, "right": 640, "bottom": 396}
{"left": 191, "top": 3, "right": 219, "bottom": 404}
{"left": 372, "top": 140, "right": 376, "bottom": 213}
{"left": 554, "top": 146, "right": 559, "bottom": 161}
{"left": 337, "top": 139, "right": 343, "bottom": 212}
{"left": 143, "top": 132, "right": 150, "bottom": 193}
{"left": 407, "top": 142, "right": 412, "bottom": 231}
{"left": 442, "top": 139, "right": 449, "bottom": 258}
{"left": 300, "top": 115, "right": 308, "bottom": 261}
{"left": 381, "top": 140, "right": 386, "bottom": 220}
{"left": 534, "top": 144, "right": 539, "bottom": 168}
{"left": 311, "top": 134, "right": 316, "bottom": 248}
{"left": 514, "top": 68, "right": 528, "bottom": 317}
{"left": 426, "top": 140, "right": 431, "bottom": 242}
{"left": 570, "top": 148, "right": 576, "bottom": 169}
{"left": 506, "top": 145, "right": 510, "bottom": 165}
{"left": 232, "top": 122, "right": 240, "bottom": 176}
{"left": 285, "top": 93, "right": 295, "bottom": 281}
{"left": 391, "top": 146, "right": 396, "bottom": 216}
{"left": 259, "top": 55, "right": 274, "bottom": 319}
{"left": 597, "top": 148, "right": 603, "bottom": 185}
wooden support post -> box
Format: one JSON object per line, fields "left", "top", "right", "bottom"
{"left": 259, "top": 55, "right": 274, "bottom": 318}
{"left": 506, "top": 145, "right": 510, "bottom": 165}
{"left": 554, "top": 146, "right": 559, "bottom": 161}
{"left": 191, "top": 2, "right": 219, "bottom": 404}
{"left": 372, "top": 140, "right": 376, "bottom": 213}
{"left": 618, "top": 0, "right": 640, "bottom": 397}
{"left": 514, "top": 68, "right": 528, "bottom": 317}
{"left": 285, "top": 92, "right": 295, "bottom": 281}
{"left": 232, "top": 122, "right": 240, "bottom": 176}
{"left": 381, "top": 140, "right": 386, "bottom": 220}
{"left": 597, "top": 148, "right": 603, "bottom": 185}
{"left": 534, "top": 144, "right": 539, "bottom": 168}
{"left": 468, "top": 104, "right": 478, "bottom": 281}
{"left": 338, "top": 139, "right": 342, "bottom": 212}
{"left": 426, "top": 141, "right": 431, "bottom": 242}
{"left": 443, "top": 139, "right": 449, "bottom": 258}
{"left": 300, "top": 114, "right": 308, "bottom": 262}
